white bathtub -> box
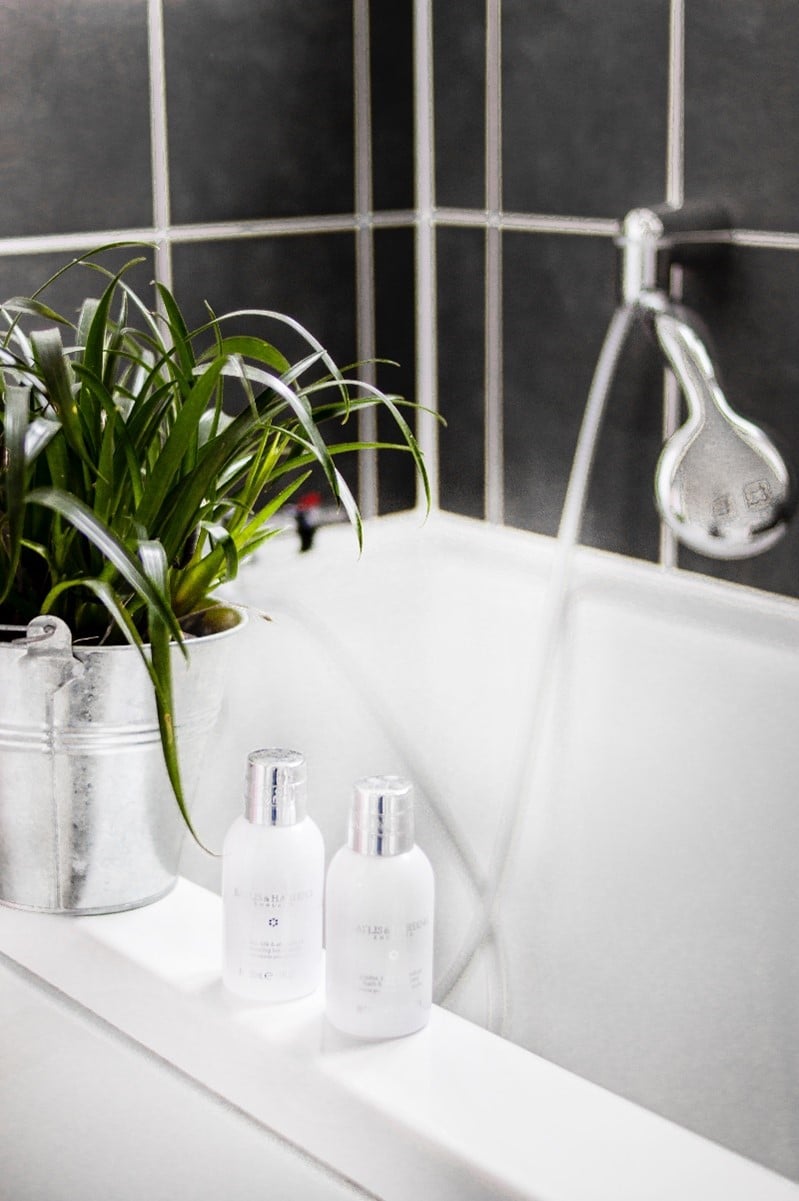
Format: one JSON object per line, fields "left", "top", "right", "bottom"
{"left": 3, "top": 511, "right": 798, "bottom": 1200}
{"left": 183, "top": 509, "right": 799, "bottom": 1186}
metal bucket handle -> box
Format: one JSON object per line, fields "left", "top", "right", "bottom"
{"left": 0, "top": 616, "right": 74, "bottom": 656}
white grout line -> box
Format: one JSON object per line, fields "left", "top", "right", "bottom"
{"left": 436, "top": 208, "right": 621, "bottom": 237}
{"left": 666, "top": 0, "right": 685, "bottom": 209}
{"left": 413, "top": 0, "right": 440, "bottom": 512}
{"left": 484, "top": 3, "right": 502, "bottom": 216}
{"left": 659, "top": 265, "right": 683, "bottom": 569}
{"left": 3, "top": 215, "right": 797, "bottom": 264}
{"left": 0, "top": 230, "right": 162, "bottom": 258}
{"left": 484, "top": 225, "right": 504, "bottom": 523}
{"left": 731, "top": 229, "right": 799, "bottom": 250}
{"left": 146, "top": 0, "right": 172, "bottom": 293}
{"left": 353, "top": 0, "right": 379, "bottom": 519}
{"left": 168, "top": 215, "right": 362, "bottom": 241}
{"left": 0, "top": 215, "right": 422, "bottom": 263}
{"left": 371, "top": 209, "right": 417, "bottom": 228}
{"left": 660, "top": 0, "right": 685, "bottom": 569}
{"left": 0, "top": 212, "right": 616, "bottom": 260}
{"left": 484, "top": 0, "right": 504, "bottom": 525}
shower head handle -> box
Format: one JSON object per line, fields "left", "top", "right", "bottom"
{"left": 652, "top": 308, "right": 794, "bottom": 559}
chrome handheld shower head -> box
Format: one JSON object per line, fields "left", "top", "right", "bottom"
{"left": 618, "top": 204, "right": 795, "bottom": 560}
{"left": 651, "top": 308, "right": 794, "bottom": 559}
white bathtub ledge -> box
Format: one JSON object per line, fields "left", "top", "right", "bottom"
{"left": 0, "top": 879, "right": 795, "bottom": 1201}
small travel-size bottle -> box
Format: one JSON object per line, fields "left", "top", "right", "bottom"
{"left": 222, "top": 748, "right": 324, "bottom": 1001}
{"left": 325, "top": 775, "right": 435, "bottom": 1038}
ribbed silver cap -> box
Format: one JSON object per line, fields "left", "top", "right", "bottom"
{"left": 245, "top": 748, "right": 307, "bottom": 826}
{"left": 348, "top": 775, "right": 415, "bottom": 857}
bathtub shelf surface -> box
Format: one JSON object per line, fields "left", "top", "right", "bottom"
{"left": 1, "top": 878, "right": 796, "bottom": 1201}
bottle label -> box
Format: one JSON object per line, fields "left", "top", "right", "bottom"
{"left": 345, "top": 914, "right": 432, "bottom": 1004}
{"left": 224, "top": 883, "right": 321, "bottom": 990}
{"left": 324, "top": 852, "right": 435, "bottom": 1034}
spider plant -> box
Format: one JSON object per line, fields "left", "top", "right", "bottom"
{"left": 0, "top": 247, "right": 428, "bottom": 844}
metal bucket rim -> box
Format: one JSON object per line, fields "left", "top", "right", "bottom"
{"left": 0, "top": 603, "right": 248, "bottom": 654}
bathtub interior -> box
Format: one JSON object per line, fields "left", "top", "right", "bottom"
{"left": 182, "top": 511, "right": 799, "bottom": 1184}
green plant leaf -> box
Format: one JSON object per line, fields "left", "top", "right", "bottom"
{"left": 75, "top": 299, "right": 100, "bottom": 361}
{"left": 138, "top": 539, "right": 208, "bottom": 851}
{"left": 30, "top": 328, "right": 90, "bottom": 466}
{"left": 22, "top": 415, "right": 61, "bottom": 465}
{"left": 197, "top": 334, "right": 290, "bottom": 376}
{"left": 1, "top": 297, "right": 71, "bottom": 326}
{"left": 170, "top": 471, "right": 311, "bottom": 614}
{"left": 134, "top": 357, "right": 228, "bottom": 534}
{"left": 155, "top": 282, "right": 196, "bottom": 381}
{"left": 26, "top": 486, "right": 185, "bottom": 648}
{"left": 217, "top": 308, "right": 348, "bottom": 398}
{"left": 259, "top": 371, "right": 344, "bottom": 499}
{"left": 0, "top": 385, "right": 30, "bottom": 604}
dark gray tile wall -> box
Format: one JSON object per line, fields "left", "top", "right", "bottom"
{"left": 435, "top": 0, "right": 799, "bottom": 598}
{"left": 163, "top": 0, "right": 355, "bottom": 223}
{"left": 172, "top": 234, "right": 361, "bottom": 503}
{"left": 502, "top": 234, "right": 663, "bottom": 561}
{"left": 433, "top": 0, "right": 486, "bottom": 210}
{"left": 0, "top": 0, "right": 420, "bottom": 520}
{"left": 0, "top": 0, "right": 152, "bottom": 237}
{"left": 373, "top": 227, "right": 418, "bottom": 512}
{"left": 435, "top": 0, "right": 672, "bottom": 561}
{"left": 502, "top": 0, "right": 670, "bottom": 217}
{"left": 171, "top": 234, "right": 357, "bottom": 369}
{"left": 371, "top": 5, "right": 414, "bottom": 212}
{"left": 685, "top": 1, "right": 799, "bottom": 230}
{"left": 3, "top": 1, "right": 799, "bottom": 600}
{"left": 437, "top": 227, "right": 485, "bottom": 519}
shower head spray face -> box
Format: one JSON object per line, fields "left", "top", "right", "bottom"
{"left": 655, "top": 414, "right": 794, "bottom": 558}
{"left": 653, "top": 311, "right": 795, "bottom": 559}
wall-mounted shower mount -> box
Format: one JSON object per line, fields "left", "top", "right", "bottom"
{"left": 618, "top": 205, "right": 795, "bottom": 560}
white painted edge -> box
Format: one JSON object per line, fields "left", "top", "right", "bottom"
{"left": 1, "top": 879, "right": 795, "bottom": 1201}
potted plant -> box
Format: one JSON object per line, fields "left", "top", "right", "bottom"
{"left": 0, "top": 247, "right": 427, "bottom": 914}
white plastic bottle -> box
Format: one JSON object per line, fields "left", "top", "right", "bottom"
{"left": 325, "top": 775, "right": 435, "bottom": 1038}
{"left": 222, "top": 748, "right": 324, "bottom": 1001}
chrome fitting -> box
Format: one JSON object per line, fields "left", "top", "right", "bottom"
{"left": 617, "top": 203, "right": 731, "bottom": 306}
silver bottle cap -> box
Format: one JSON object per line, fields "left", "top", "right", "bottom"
{"left": 348, "top": 775, "right": 415, "bottom": 857}
{"left": 245, "top": 748, "right": 307, "bottom": 826}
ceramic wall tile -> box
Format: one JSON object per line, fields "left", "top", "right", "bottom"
{"left": 437, "top": 227, "right": 485, "bottom": 520}
{"left": 0, "top": 0, "right": 152, "bottom": 238}
{"left": 171, "top": 234, "right": 359, "bottom": 509}
{"left": 370, "top": 4, "right": 414, "bottom": 212}
{"left": 3, "top": 1, "right": 799, "bottom": 597}
{"left": 503, "top": 233, "right": 663, "bottom": 562}
{"left": 374, "top": 228, "right": 417, "bottom": 513}
{"left": 685, "top": 0, "right": 799, "bottom": 232}
{"left": 501, "top": 0, "right": 669, "bottom": 218}
{"left": 434, "top": 0, "right": 486, "bottom": 210}
{"left": 164, "top": 0, "right": 355, "bottom": 223}
{"left": 171, "top": 234, "right": 357, "bottom": 367}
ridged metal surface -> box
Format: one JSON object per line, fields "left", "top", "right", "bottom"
{"left": 0, "top": 612, "right": 245, "bottom": 914}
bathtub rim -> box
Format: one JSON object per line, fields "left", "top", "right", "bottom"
{"left": 1, "top": 877, "right": 796, "bottom": 1201}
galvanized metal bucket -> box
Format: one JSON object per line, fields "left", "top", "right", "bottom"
{"left": 0, "top": 609, "right": 246, "bottom": 914}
